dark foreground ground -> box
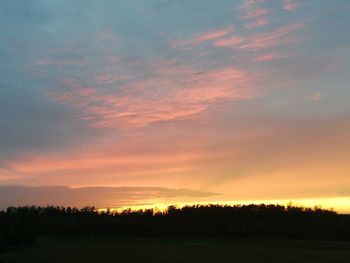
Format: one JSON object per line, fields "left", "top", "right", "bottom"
{"left": 1, "top": 236, "right": 350, "bottom": 263}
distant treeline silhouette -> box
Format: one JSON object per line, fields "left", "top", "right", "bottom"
{"left": 1, "top": 204, "right": 349, "bottom": 250}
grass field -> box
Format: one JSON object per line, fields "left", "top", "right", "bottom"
{"left": 1, "top": 236, "right": 350, "bottom": 263}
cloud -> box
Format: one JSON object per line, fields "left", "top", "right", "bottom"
{"left": 239, "top": 23, "right": 304, "bottom": 51}
{"left": 238, "top": 0, "right": 265, "bottom": 10}
{"left": 170, "top": 26, "right": 235, "bottom": 49}
{"left": 283, "top": 0, "right": 301, "bottom": 11}
{"left": 0, "top": 135, "right": 232, "bottom": 187}
{"left": 253, "top": 52, "right": 284, "bottom": 61}
{"left": 243, "top": 8, "right": 273, "bottom": 20}
{"left": 244, "top": 17, "right": 269, "bottom": 29}
{"left": 4, "top": 150, "right": 205, "bottom": 175}
{"left": 95, "top": 73, "right": 125, "bottom": 85}
{"left": 213, "top": 35, "right": 245, "bottom": 48}
{"left": 0, "top": 185, "right": 219, "bottom": 209}
{"left": 53, "top": 65, "right": 251, "bottom": 129}
{"left": 310, "top": 91, "right": 323, "bottom": 101}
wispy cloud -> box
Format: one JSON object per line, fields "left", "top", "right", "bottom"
{"left": 54, "top": 64, "right": 251, "bottom": 129}
{"left": 237, "top": 0, "right": 271, "bottom": 29}
{"left": 244, "top": 17, "right": 269, "bottom": 29}
{"left": 243, "top": 8, "right": 273, "bottom": 20}
{"left": 213, "top": 35, "right": 245, "bottom": 48}
{"left": 253, "top": 52, "right": 285, "bottom": 61}
{"left": 239, "top": 23, "right": 304, "bottom": 51}
{"left": 238, "top": 0, "right": 265, "bottom": 10}
{"left": 95, "top": 73, "right": 125, "bottom": 85}
{"left": 283, "top": 0, "right": 301, "bottom": 11}
{"left": 170, "top": 26, "right": 235, "bottom": 49}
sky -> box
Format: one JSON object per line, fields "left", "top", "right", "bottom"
{"left": 1, "top": 0, "right": 350, "bottom": 213}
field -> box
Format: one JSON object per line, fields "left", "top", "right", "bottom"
{"left": 1, "top": 237, "right": 350, "bottom": 263}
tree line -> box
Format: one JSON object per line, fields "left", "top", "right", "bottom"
{"left": 1, "top": 204, "right": 349, "bottom": 250}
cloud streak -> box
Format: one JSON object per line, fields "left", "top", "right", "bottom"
{"left": 243, "top": 8, "right": 273, "bottom": 20}
{"left": 170, "top": 26, "right": 235, "bottom": 49}
{"left": 239, "top": 23, "right": 304, "bottom": 51}
{"left": 253, "top": 52, "right": 285, "bottom": 61}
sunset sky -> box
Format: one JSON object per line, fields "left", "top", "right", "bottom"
{"left": 1, "top": 0, "right": 350, "bottom": 213}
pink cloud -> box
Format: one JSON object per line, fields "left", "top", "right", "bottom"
{"left": 54, "top": 65, "right": 252, "bottom": 129}
{"left": 283, "top": 0, "right": 301, "bottom": 11}
{"left": 239, "top": 0, "right": 265, "bottom": 10}
{"left": 213, "top": 35, "right": 245, "bottom": 48}
{"left": 191, "top": 28, "right": 235, "bottom": 44}
{"left": 95, "top": 73, "right": 125, "bottom": 84}
{"left": 244, "top": 17, "right": 269, "bottom": 29}
{"left": 170, "top": 26, "right": 235, "bottom": 49}
{"left": 243, "top": 8, "right": 273, "bottom": 20}
{"left": 7, "top": 151, "right": 199, "bottom": 175}
{"left": 253, "top": 53, "right": 284, "bottom": 61}
{"left": 239, "top": 23, "right": 304, "bottom": 51}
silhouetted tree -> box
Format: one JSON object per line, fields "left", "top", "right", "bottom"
{"left": 0, "top": 204, "right": 349, "bottom": 251}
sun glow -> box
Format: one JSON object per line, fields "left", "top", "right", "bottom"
{"left": 98, "top": 197, "right": 350, "bottom": 214}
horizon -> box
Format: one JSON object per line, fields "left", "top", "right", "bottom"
{"left": 1, "top": 0, "right": 350, "bottom": 214}
{"left": 1, "top": 185, "right": 349, "bottom": 214}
